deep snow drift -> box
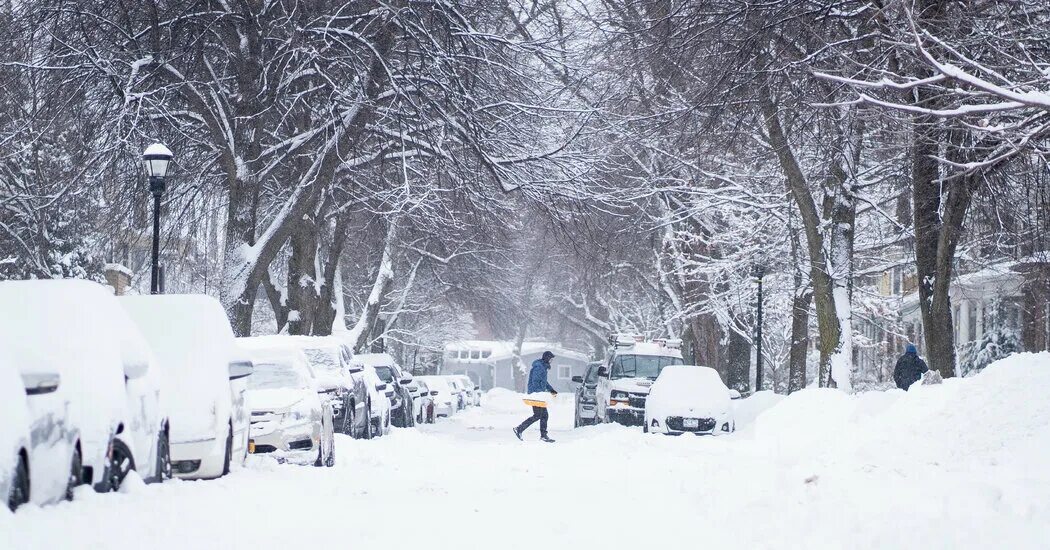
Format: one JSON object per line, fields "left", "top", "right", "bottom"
{"left": 3, "top": 353, "right": 1049, "bottom": 549}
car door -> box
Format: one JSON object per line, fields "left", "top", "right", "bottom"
{"left": 594, "top": 359, "right": 613, "bottom": 422}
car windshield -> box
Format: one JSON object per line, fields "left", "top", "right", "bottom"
{"left": 302, "top": 348, "right": 340, "bottom": 372}
{"left": 416, "top": 381, "right": 429, "bottom": 392}
{"left": 249, "top": 362, "right": 306, "bottom": 390}
{"left": 373, "top": 366, "right": 395, "bottom": 383}
{"left": 610, "top": 354, "right": 683, "bottom": 380}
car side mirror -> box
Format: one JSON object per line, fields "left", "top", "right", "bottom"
{"left": 399, "top": 378, "right": 412, "bottom": 385}
{"left": 229, "top": 360, "right": 254, "bottom": 381}
{"left": 347, "top": 365, "right": 364, "bottom": 374}
{"left": 22, "top": 372, "right": 60, "bottom": 395}
{"left": 571, "top": 375, "right": 584, "bottom": 383}
{"left": 430, "top": 390, "right": 439, "bottom": 396}
{"left": 376, "top": 383, "right": 388, "bottom": 392}
{"left": 728, "top": 389, "right": 742, "bottom": 400}
{"left": 597, "top": 367, "right": 608, "bottom": 378}
{"left": 474, "top": 385, "right": 480, "bottom": 391}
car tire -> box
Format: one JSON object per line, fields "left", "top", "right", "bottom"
{"left": 8, "top": 453, "right": 29, "bottom": 511}
{"left": 65, "top": 446, "right": 82, "bottom": 501}
{"left": 107, "top": 439, "right": 136, "bottom": 492}
{"left": 324, "top": 431, "right": 336, "bottom": 467}
{"left": 155, "top": 427, "right": 171, "bottom": 483}
{"left": 574, "top": 406, "right": 580, "bottom": 428}
{"left": 221, "top": 426, "right": 233, "bottom": 476}
{"left": 341, "top": 402, "right": 354, "bottom": 436}
{"left": 364, "top": 402, "right": 373, "bottom": 440}
{"left": 643, "top": 422, "right": 648, "bottom": 434}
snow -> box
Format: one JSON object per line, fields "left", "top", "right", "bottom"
{"left": 4, "top": 352, "right": 1050, "bottom": 549}
{"left": 348, "top": 353, "right": 396, "bottom": 368}
{"left": 120, "top": 295, "right": 235, "bottom": 442}
{"left": 0, "top": 355, "right": 29, "bottom": 499}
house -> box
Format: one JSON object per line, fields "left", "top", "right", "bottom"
{"left": 442, "top": 340, "right": 592, "bottom": 393}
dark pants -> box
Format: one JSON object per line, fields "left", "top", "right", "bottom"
{"left": 517, "top": 406, "right": 548, "bottom": 436}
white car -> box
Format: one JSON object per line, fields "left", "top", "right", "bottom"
{"left": 121, "top": 295, "right": 252, "bottom": 479}
{"left": 445, "top": 377, "right": 466, "bottom": 410}
{"left": 417, "top": 376, "right": 456, "bottom": 418}
{"left": 453, "top": 375, "right": 481, "bottom": 406}
{"left": 349, "top": 359, "right": 392, "bottom": 437}
{"left": 2, "top": 357, "right": 33, "bottom": 510}
{"left": 0, "top": 280, "right": 161, "bottom": 502}
{"left": 644, "top": 366, "right": 735, "bottom": 435}
{"left": 410, "top": 379, "right": 436, "bottom": 424}
{"left": 242, "top": 347, "right": 335, "bottom": 467}
{"left": 594, "top": 336, "right": 685, "bottom": 426}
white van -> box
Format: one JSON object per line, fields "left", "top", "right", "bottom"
{"left": 0, "top": 280, "right": 159, "bottom": 503}
{"left": 121, "top": 295, "right": 251, "bottom": 479}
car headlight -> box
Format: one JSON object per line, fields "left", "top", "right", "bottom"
{"left": 610, "top": 390, "right": 628, "bottom": 399}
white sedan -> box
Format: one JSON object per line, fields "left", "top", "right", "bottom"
{"left": 644, "top": 366, "right": 735, "bottom": 435}
{"left": 245, "top": 351, "right": 335, "bottom": 467}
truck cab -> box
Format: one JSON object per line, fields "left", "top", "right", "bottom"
{"left": 594, "top": 335, "right": 684, "bottom": 426}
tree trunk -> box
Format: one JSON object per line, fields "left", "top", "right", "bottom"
{"left": 346, "top": 220, "right": 398, "bottom": 353}
{"left": 726, "top": 320, "right": 751, "bottom": 393}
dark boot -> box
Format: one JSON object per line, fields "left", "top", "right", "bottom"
{"left": 540, "top": 434, "right": 555, "bottom": 443}
{"left": 513, "top": 427, "right": 523, "bottom": 441}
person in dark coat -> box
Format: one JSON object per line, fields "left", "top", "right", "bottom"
{"left": 513, "top": 351, "right": 557, "bottom": 442}
{"left": 893, "top": 344, "right": 929, "bottom": 390}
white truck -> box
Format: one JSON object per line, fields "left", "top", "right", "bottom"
{"left": 594, "top": 335, "right": 684, "bottom": 426}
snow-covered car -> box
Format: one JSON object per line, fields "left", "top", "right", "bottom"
{"left": 2, "top": 358, "right": 34, "bottom": 511}
{"left": 572, "top": 362, "right": 602, "bottom": 427}
{"left": 452, "top": 375, "right": 481, "bottom": 406}
{"left": 355, "top": 354, "right": 415, "bottom": 428}
{"left": 445, "top": 377, "right": 467, "bottom": 411}
{"left": 349, "top": 359, "right": 392, "bottom": 437}
{"left": 411, "top": 379, "right": 436, "bottom": 424}
{"left": 284, "top": 336, "right": 370, "bottom": 439}
{"left": 242, "top": 347, "right": 335, "bottom": 467}
{"left": 594, "top": 336, "right": 684, "bottom": 426}
{"left": 121, "top": 295, "right": 252, "bottom": 479}
{"left": 644, "top": 366, "right": 735, "bottom": 435}
{"left": 0, "top": 280, "right": 162, "bottom": 502}
{"left": 417, "top": 376, "right": 456, "bottom": 418}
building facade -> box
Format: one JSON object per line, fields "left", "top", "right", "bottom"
{"left": 442, "top": 340, "right": 591, "bottom": 393}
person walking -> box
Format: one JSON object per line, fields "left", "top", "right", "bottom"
{"left": 513, "top": 351, "right": 558, "bottom": 442}
{"left": 893, "top": 343, "right": 929, "bottom": 390}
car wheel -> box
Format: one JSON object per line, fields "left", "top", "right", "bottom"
{"left": 107, "top": 439, "right": 135, "bottom": 492}
{"left": 65, "top": 446, "right": 82, "bottom": 501}
{"left": 221, "top": 426, "right": 233, "bottom": 476}
{"left": 8, "top": 453, "right": 29, "bottom": 511}
{"left": 643, "top": 422, "right": 649, "bottom": 434}
{"left": 574, "top": 406, "right": 580, "bottom": 428}
{"left": 155, "top": 427, "right": 171, "bottom": 483}
{"left": 364, "top": 403, "right": 373, "bottom": 440}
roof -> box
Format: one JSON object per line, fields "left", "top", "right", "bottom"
{"left": 445, "top": 340, "right": 589, "bottom": 363}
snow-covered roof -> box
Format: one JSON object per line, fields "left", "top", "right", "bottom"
{"left": 615, "top": 341, "right": 683, "bottom": 359}
{"left": 445, "top": 340, "right": 589, "bottom": 363}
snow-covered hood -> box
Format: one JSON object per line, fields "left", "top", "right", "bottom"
{"left": 247, "top": 388, "right": 310, "bottom": 413}
{"left": 610, "top": 378, "right": 655, "bottom": 394}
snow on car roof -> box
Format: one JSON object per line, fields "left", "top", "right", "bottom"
{"left": 615, "top": 342, "right": 683, "bottom": 358}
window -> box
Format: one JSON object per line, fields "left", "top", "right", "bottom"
{"left": 447, "top": 350, "right": 458, "bottom": 359}
{"left": 609, "top": 354, "right": 684, "bottom": 379}
{"left": 458, "top": 350, "right": 468, "bottom": 359}
{"left": 470, "top": 350, "right": 481, "bottom": 360}
{"left": 585, "top": 365, "right": 600, "bottom": 383}
{"left": 481, "top": 350, "right": 492, "bottom": 359}
{"left": 558, "top": 366, "right": 571, "bottom": 380}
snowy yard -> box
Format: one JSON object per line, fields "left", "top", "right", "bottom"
{"left": 4, "top": 354, "right": 1049, "bottom": 550}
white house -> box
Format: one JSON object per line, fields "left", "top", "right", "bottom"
{"left": 442, "top": 340, "right": 592, "bottom": 393}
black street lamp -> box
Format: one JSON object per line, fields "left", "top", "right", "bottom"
{"left": 142, "top": 143, "right": 173, "bottom": 294}
{"left": 753, "top": 264, "right": 766, "bottom": 392}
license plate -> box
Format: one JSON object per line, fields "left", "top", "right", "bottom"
{"left": 683, "top": 418, "right": 699, "bottom": 429}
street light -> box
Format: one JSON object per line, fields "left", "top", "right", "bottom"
{"left": 753, "top": 264, "right": 766, "bottom": 392}
{"left": 142, "top": 143, "right": 173, "bottom": 294}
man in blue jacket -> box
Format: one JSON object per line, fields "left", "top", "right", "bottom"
{"left": 513, "top": 351, "right": 557, "bottom": 442}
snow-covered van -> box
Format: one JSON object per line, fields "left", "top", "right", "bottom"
{"left": 121, "top": 295, "right": 252, "bottom": 479}
{"left": 594, "top": 335, "right": 684, "bottom": 426}
{"left": 0, "top": 280, "right": 164, "bottom": 504}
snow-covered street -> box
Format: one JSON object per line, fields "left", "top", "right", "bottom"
{"left": 4, "top": 354, "right": 1049, "bottom": 550}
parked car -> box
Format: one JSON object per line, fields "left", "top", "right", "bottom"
{"left": 121, "top": 294, "right": 252, "bottom": 479}
{"left": 241, "top": 346, "right": 335, "bottom": 467}
{"left": 349, "top": 358, "right": 392, "bottom": 437}
{"left": 452, "top": 375, "right": 481, "bottom": 407}
{"left": 354, "top": 354, "right": 415, "bottom": 428}
{"left": 445, "top": 377, "right": 467, "bottom": 411}
{"left": 411, "top": 379, "right": 436, "bottom": 424}
{"left": 285, "top": 337, "right": 369, "bottom": 439}
{"left": 417, "top": 376, "right": 456, "bottom": 418}
{"left": 594, "top": 335, "right": 684, "bottom": 426}
{"left": 644, "top": 366, "right": 735, "bottom": 435}
{"left": 2, "top": 358, "right": 34, "bottom": 510}
{"left": 0, "top": 280, "right": 162, "bottom": 503}
{"left": 572, "top": 362, "right": 602, "bottom": 427}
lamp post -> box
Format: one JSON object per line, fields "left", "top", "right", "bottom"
{"left": 142, "top": 143, "right": 173, "bottom": 294}
{"left": 753, "top": 264, "right": 765, "bottom": 392}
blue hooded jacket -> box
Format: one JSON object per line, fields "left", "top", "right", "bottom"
{"left": 527, "top": 358, "right": 555, "bottom": 394}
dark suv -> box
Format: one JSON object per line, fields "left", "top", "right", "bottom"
{"left": 572, "top": 362, "right": 602, "bottom": 427}
{"left": 372, "top": 360, "right": 416, "bottom": 428}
